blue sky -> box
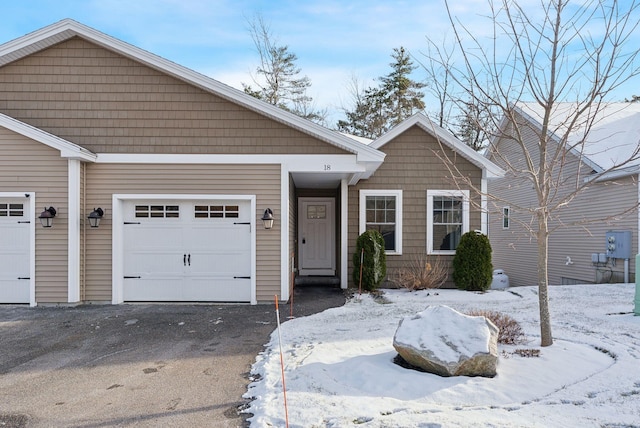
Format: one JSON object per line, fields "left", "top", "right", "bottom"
{"left": 1, "top": 0, "right": 638, "bottom": 126}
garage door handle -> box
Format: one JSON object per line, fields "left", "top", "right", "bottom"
{"left": 188, "top": 254, "right": 191, "bottom": 266}
{"left": 18, "top": 277, "right": 30, "bottom": 280}
{"left": 234, "top": 276, "right": 251, "bottom": 279}
{"left": 124, "top": 276, "right": 141, "bottom": 279}
{"left": 183, "top": 254, "right": 186, "bottom": 266}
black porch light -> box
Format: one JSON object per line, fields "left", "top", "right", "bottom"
{"left": 261, "top": 208, "right": 274, "bottom": 230}
{"left": 38, "top": 207, "right": 57, "bottom": 228}
{"left": 87, "top": 207, "right": 104, "bottom": 228}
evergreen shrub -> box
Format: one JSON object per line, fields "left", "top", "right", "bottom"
{"left": 353, "top": 230, "right": 387, "bottom": 291}
{"left": 452, "top": 231, "right": 493, "bottom": 291}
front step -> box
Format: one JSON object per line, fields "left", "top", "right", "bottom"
{"left": 295, "top": 276, "right": 340, "bottom": 287}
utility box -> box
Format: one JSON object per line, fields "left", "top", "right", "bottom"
{"left": 605, "top": 230, "right": 632, "bottom": 259}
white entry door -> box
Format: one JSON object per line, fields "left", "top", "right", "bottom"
{"left": 123, "top": 200, "right": 252, "bottom": 302}
{"left": 0, "top": 198, "right": 31, "bottom": 303}
{"left": 298, "top": 198, "right": 335, "bottom": 276}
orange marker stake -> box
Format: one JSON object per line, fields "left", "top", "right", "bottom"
{"left": 274, "top": 295, "right": 290, "bottom": 428}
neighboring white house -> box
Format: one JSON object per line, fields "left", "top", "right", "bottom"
{"left": 487, "top": 102, "right": 640, "bottom": 286}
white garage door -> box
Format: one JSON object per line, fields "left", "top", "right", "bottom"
{"left": 0, "top": 199, "right": 30, "bottom": 303}
{"left": 123, "top": 200, "right": 252, "bottom": 302}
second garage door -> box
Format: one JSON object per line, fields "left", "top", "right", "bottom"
{"left": 0, "top": 198, "right": 30, "bottom": 303}
{"left": 123, "top": 200, "right": 252, "bottom": 302}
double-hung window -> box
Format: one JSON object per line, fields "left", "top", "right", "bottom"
{"left": 502, "top": 206, "right": 510, "bottom": 229}
{"left": 427, "top": 189, "right": 469, "bottom": 254}
{"left": 359, "top": 190, "right": 402, "bottom": 255}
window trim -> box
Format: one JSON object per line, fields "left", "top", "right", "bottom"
{"left": 502, "top": 206, "right": 510, "bottom": 229}
{"left": 359, "top": 189, "right": 403, "bottom": 255}
{"left": 427, "top": 189, "right": 469, "bottom": 255}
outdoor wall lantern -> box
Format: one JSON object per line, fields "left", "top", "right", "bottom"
{"left": 38, "top": 207, "right": 57, "bottom": 228}
{"left": 261, "top": 208, "right": 274, "bottom": 230}
{"left": 87, "top": 207, "right": 104, "bottom": 228}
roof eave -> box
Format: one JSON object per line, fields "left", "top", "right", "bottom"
{"left": 0, "top": 19, "right": 383, "bottom": 161}
{"left": 0, "top": 113, "right": 96, "bottom": 162}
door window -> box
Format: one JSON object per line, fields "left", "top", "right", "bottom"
{"left": 307, "top": 205, "right": 326, "bottom": 219}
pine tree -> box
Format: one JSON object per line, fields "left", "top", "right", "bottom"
{"left": 242, "top": 16, "right": 326, "bottom": 123}
{"left": 338, "top": 47, "right": 425, "bottom": 138}
{"left": 379, "top": 47, "right": 426, "bottom": 127}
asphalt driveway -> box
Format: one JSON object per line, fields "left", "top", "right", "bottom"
{"left": 0, "top": 286, "right": 346, "bottom": 428}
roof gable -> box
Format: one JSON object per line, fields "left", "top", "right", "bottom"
{"left": 0, "top": 19, "right": 384, "bottom": 164}
{"left": 370, "top": 113, "right": 504, "bottom": 178}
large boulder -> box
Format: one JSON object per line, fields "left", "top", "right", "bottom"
{"left": 393, "top": 305, "right": 499, "bottom": 377}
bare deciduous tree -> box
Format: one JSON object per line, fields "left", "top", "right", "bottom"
{"left": 436, "top": 0, "right": 640, "bottom": 346}
{"left": 420, "top": 37, "right": 457, "bottom": 130}
{"left": 419, "top": 38, "right": 496, "bottom": 151}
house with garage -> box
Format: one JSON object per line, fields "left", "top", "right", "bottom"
{"left": 0, "top": 19, "right": 502, "bottom": 306}
{"left": 487, "top": 102, "right": 640, "bottom": 287}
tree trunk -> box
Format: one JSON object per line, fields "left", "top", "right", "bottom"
{"left": 537, "top": 213, "right": 553, "bottom": 347}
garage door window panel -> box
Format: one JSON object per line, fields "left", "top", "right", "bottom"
{"left": 195, "top": 205, "right": 240, "bottom": 219}
{"left": 135, "top": 205, "right": 180, "bottom": 218}
{"left": 0, "top": 203, "right": 24, "bottom": 217}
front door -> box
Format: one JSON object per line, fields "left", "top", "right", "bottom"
{"left": 298, "top": 198, "right": 335, "bottom": 276}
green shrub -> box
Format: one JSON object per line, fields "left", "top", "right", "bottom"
{"left": 353, "top": 230, "right": 387, "bottom": 291}
{"left": 452, "top": 231, "right": 493, "bottom": 291}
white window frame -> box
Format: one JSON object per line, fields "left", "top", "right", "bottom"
{"left": 359, "top": 189, "right": 403, "bottom": 255}
{"left": 427, "top": 189, "right": 469, "bottom": 255}
{"left": 502, "top": 206, "right": 510, "bottom": 229}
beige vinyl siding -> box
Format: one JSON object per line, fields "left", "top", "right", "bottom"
{"left": 0, "top": 127, "right": 68, "bottom": 303}
{"left": 490, "top": 175, "right": 638, "bottom": 286}
{"left": 488, "top": 113, "right": 637, "bottom": 286}
{"left": 550, "top": 176, "right": 637, "bottom": 284}
{"left": 348, "top": 125, "right": 483, "bottom": 288}
{"left": 0, "top": 38, "right": 348, "bottom": 156}
{"left": 84, "top": 163, "right": 281, "bottom": 302}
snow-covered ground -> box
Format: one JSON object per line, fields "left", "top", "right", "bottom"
{"left": 244, "top": 284, "right": 640, "bottom": 427}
